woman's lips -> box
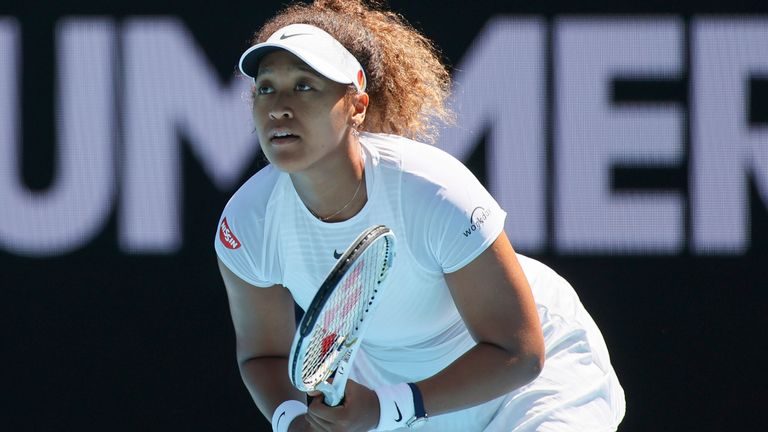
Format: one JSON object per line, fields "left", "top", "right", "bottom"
{"left": 270, "top": 134, "right": 300, "bottom": 145}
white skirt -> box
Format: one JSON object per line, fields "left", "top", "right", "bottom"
{"left": 354, "top": 255, "right": 626, "bottom": 431}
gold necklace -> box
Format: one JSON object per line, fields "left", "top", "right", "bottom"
{"left": 315, "top": 175, "right": 364, "bottom": 221}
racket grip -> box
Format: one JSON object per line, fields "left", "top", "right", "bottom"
{"left": 318, "top": 343, "right": 359, "bottom": 406}
{"left": 316, "top": 380, "right": 345, "bottom": 406}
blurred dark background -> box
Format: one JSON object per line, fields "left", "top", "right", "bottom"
{"left": 1, "top": 1, "right": 766, "bottom": 431}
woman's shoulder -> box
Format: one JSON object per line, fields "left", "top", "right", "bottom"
{"left": 214, "top": 163, "right": 285, "bottom": 287}
{"left": 220, "top": 163, "right": 284, "bottom": 220}
{"left": 361, "top": 132, "right": 469, "bottom": 182}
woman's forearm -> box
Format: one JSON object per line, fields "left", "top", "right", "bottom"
{"left": 416, "top": 342, "right": 544, "bottom": 416}
{"left": 239, "top": 356, "right": 308, "bottom": 420}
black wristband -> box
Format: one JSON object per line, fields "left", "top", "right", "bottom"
{"left": 407, "top": 382, "right": 427, "bottom": 420}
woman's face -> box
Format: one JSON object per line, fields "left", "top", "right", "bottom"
{"left": 252, "top": 50, "right": 356, "bottom": 173}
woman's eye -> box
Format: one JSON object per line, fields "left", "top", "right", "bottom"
{"left": 296, "top": 83, "right": 313, "bottom": 91}
{"left": 256, "top": 85, "right": 273, "bottom": 95}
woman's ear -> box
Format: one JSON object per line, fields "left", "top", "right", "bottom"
{"left": 350, "top": 92, "right": 369, "bottom": 127}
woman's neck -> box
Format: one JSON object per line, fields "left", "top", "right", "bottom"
{"left": 290, "top": 140, "right": 367, "bottom": 222}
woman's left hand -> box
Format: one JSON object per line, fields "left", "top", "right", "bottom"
{"left": 304, "top": 380, "right": 380, "bottom": 432}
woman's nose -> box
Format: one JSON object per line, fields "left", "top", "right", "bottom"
{"left": 269, "top": 104, "right": 293, "bottom": 120}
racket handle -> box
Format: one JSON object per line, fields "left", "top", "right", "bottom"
{"left": 316, "top": 380, "right": 344, "bottom": 406}
{"left": 318, "top": 342, "right": 361, "bottom": 406}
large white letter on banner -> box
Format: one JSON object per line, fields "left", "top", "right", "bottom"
{"left": 691, "top": 18, "right": 768, "bottom": 254}
{"left": 437, "top": 17, "right": 546, "bottom": 252}
{"left": 0, "top": 18, "right": 115, "bottom": 256}
{"left": 555, "top": 17, "right": 684, "bottom": 254}
{"left": 121, "top": 18, "right": 257, "bottom": 253}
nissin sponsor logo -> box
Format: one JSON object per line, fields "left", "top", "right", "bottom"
{"left": 219, "top": 218, "right": 241, "bottom": 250}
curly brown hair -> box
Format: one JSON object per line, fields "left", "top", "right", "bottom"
{"left": 250, "top": 0, "right": 453, "bottom": 143}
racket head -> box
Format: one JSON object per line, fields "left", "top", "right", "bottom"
{"left": 288, "top": 225, "right": 396, "bottom": 393}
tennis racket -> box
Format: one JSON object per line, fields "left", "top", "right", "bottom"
{"left": 288, "top": 225, "right": 396, "bottom": 406}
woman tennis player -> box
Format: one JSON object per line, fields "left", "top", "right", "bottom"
{"left": 215, "top": 1, "right": 625, "bottom": 430}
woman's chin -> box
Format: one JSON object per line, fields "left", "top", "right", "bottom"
{"left": 265, "top": 154, "right": 310, "bottom": 173}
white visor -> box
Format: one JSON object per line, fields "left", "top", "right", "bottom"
{"left": 239, "top": 23, "right": 367, "bottom": 92}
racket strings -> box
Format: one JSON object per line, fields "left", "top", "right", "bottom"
{"left": 299, "top": 238, "right": 392, "bottom": 387}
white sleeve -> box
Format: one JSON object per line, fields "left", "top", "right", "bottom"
{"left": 401, "top": 148, "right": 507, "bottom": 274}
{"left": 214, "top": 211, "right": 277, "bottom": 287}
{"left": 213, "top": 166, "right": 284, "bottom": 288}
{"left": 214, "top": 212, "right": 276, "bottom": 287}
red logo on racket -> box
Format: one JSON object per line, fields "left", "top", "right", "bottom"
{"left": 219, "top": 217, "right": 241, "bottom": 250}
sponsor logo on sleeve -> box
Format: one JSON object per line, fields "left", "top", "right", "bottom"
{"left": 219, "top": 217, "right": 241, "bottom": 250}
{"left": 463, "top": 206, "right": 491, "bottom": 237}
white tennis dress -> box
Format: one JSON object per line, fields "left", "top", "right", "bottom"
{"left": 215, "top": 132, "right": 626, "bottom": 431}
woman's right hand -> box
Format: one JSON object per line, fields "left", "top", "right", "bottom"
{"left": 288, "top": 414, "right": 314, "bottom": 432}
